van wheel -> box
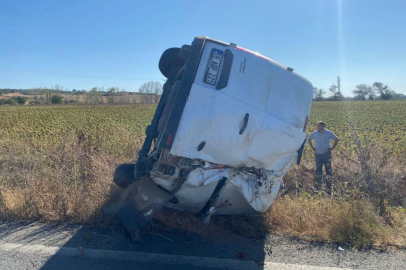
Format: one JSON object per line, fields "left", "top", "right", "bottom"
{"left": 159, "top": 48, "right": 185, "bottom": 78}
{"left": 113, "top": 163, "right": 136, "bottom": 188}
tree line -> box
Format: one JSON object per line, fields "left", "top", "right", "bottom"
{"left": 313, "top": 80, "right": 403, "bottom": 101}
{"left": 0, "top": 81, "right": 163, "bottom": 105}
{"left": 1, "top": 79, "right": 404, "bottom": 105}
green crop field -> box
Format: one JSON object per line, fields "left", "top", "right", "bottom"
{"left": 0, "top": 104, "right": 156, "bottom": 159}
{"left": 305, "top": 100, "right": 406, "bottom": 157}
{"left": 1, "top": 100, "right": 405, "bottom": 158}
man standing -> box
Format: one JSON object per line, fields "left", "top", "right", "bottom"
{"left": 308, "top": 121, "right": 339, "bottom": 190}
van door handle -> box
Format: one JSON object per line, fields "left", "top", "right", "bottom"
{"left": 239, "top": 113, "right": 249, "bottom": 135}
{"left": 216, "top": 49, "right": 234, "bottom": 90}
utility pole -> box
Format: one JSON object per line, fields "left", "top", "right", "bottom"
{"left": 337, "top": 76, "right": 341, "bottom": 95}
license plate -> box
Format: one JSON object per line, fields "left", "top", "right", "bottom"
{"left": 204, "top": 49, "right": 223, "bottom": 85}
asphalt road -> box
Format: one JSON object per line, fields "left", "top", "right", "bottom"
{"left": 0, "top": 221, "right": 405, "bottom": 270}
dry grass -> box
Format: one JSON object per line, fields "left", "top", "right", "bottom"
{"left": 1, "top": 135, "right": 406, "bottom": 249}
{"left": 1, "top": 136, "right": 406, "bottom": 248}
{"left": 268, "top": 142, "right": 406, "bottom": 248}
{"left": 267, "top": 196, "right": 406, "bottom": 248}
{"left": 0, "top": 136, "right": 116, "bottom": 223}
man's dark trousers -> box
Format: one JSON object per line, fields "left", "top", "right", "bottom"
{"left": 315, "top": 151, "right": 332, "bottom": 189}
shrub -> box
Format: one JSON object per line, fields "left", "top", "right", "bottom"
{"left": 5, "top": 97, "right": 17, "bottom": 105}
{"left": 16, "top": 96, "right": 27, "bottom": 105}
{"left": 51, "top": 95, "right": 64, "bottom": 104}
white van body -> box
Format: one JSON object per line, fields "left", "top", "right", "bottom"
{"left": 151, "top": 38, "right": 313, "bottom": 215}
{"left": 171, "top": 41, "right": 312, "bottom": 170}
{"left": 103, "top": 37, "right": 313, "bottom": 242}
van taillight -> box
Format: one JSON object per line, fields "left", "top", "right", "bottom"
{"left": 166, "top": 134, "right": 173, "bottom": 146}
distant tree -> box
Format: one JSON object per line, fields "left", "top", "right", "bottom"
{"left": 329, "top": 84, "right": 343, "bottom": 101}
{"left": 392, "top": 93, "right": 406, "bottom": 100}
{"left": 313, "top": 87, "right": 326, "bottom": 101}
{"left": 73, "top": 90, "right": 83, "bottom": 95}
{"left": 352, "top": 84, "right": 374, "bottom": 100}
{"left": 373, "top": 82, "right": 394, "bottom": 100}
{"left": 46, "top": 89, "right": 50, "bottom": 105}
{"left": 107, "top": 87, "right": 119, "bottom": 104}
{"left": 87, "top": 87, "right": 103, "bottom": 104}
{"left": 152, "top": 83, "right": 163, "bottom": 103}
{"left": 51, "top": 95, "right": 64, "bottom": 104}
{"left": 138, "top": 81, "right": 163, "bottom": 103}
{"left": 5, "top": 97, "right": 18, "bottom": 105}
{"left": 121, "top": 88, "right": 131, "bottom": 104}
{"left": 16, "top": 96, "right": 27, "bottom": 105}
{"left": 313, "top": 87, "right": 318, "bottom": 100}
{"left": 52, "top": 84, "right": 65, "bottom": 92}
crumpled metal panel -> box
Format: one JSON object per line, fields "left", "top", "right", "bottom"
{"left": 162, "top": 153, "right": 296, "bottom": 215}
{"left": 102, "top": 176, "right": 173, "bottom": 242}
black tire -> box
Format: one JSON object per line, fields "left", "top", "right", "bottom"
{"left": 113, "top": 163, "right": 136, "bottom": 188}
{"left": 159, "top": 48, "right": 185, "bottom": 78}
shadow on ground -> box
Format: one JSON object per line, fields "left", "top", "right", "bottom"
{"left": 0, "top": 215, "right": 267, "bottom": 270}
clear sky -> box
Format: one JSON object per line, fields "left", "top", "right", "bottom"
{"left": 1, "top": 0, "right": 405, "bottom": 95}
